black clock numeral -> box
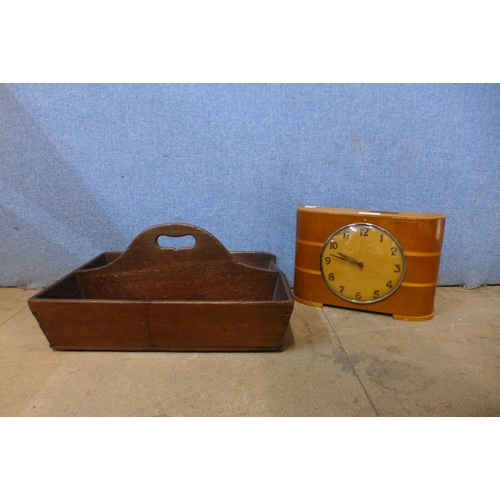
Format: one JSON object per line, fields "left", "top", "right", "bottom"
{"left": 380, "top": 233, "right": 384, "bottom": 242}
{"left": 339, "top": 286, "right": 345, "bottom": 293}
{"left": 394, "top": 264, "right": 401, "bottom": 273}
{"left": 325, "top": 257, "right": 331, "bottom": 265}
{"left": 391, "top": 247, "right": 397, "bottom": 256}
{"left": 329, "top": 241, "right": 338, "bottom": 250}
{"left": 360, "top": 228, "right": 369, "bottom": 237}
{"left": 328, "top": 273, "right": 335, "bottom": 281}
{"left": 386, "top": 280, "right": 393, "bottom": 289}
{"left": 355, "top": 292, "right": 362, "bottom": 300}
{"left": 373, "top": 290, "right": 380, "bottom": 299}
{"left": 343, "top": 231, "right": 349, "bottom": 239}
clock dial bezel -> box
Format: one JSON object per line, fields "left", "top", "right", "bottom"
{"left": 319, "top": 223, "right": 406, "bottom": 305}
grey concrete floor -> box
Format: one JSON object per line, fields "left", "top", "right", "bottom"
{"left": 0, "top": 286, "right": 499, "bottom": 416}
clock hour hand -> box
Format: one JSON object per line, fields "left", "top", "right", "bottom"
{"left": 331, "top": 252, "right": 364, "bottom": 268}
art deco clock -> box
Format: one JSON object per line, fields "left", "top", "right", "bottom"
{"left": 293, "top": 207, "right": 446, "bottom": 321}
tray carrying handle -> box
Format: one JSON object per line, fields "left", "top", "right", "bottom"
{"left": 114, "top": 223, "right": 235, "bottom": 267}
{"left": 76, "top": 223, "right": 279, "bottom": 301}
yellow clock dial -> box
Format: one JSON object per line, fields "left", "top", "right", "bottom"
{"left": 320, "top": 223, "right": 406, "bottom": 304}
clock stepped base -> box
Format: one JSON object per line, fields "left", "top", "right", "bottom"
{"left": 392, "top": 310, "right": 435, "bottom": 321}
{"left": 293, "top": 291, "right": 435, "bottom": 321}
{"left": 292, "top": 291, "right": 323, "bottom": 308}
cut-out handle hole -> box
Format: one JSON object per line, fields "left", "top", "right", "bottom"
{"left": 157, "top": 235, "right": 196, "bottom": 250}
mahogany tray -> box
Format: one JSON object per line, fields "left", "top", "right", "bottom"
{"left": 28, "top": 224, "right": 294, "bottom": 352}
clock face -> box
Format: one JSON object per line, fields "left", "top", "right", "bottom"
{"left": 319, "top": 223, "right": 406, "bottom": 304}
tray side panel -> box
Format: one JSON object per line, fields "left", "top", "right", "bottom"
{"left": 147, "top": 302, "right": 293, "bottom": 350}
{"left": 28, "top": 300, "right": 151, "bottom": 349}
{"left": 28, "top": 300, "right": 294, "bottom": 352}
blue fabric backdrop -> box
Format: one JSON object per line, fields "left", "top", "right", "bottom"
{"left": 1, "top": 83, "right": 499, "bottom": 288}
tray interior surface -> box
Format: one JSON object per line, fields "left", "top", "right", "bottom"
{"left": 32, "top": 252, "right": 292, "bottom": 303}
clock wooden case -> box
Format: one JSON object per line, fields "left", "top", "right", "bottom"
{"left": 293, "top": 207, "right": 446, "bottom": 321}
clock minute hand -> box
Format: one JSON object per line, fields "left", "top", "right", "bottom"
{"left": 339, "top": 252, "right": 364, "bottom": 268}
{"left": 331, "top": 252, "right": 364, "bottom": 268}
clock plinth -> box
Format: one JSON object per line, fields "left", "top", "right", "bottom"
{"left": 393, "top": 310, "right": 435, "bottom": 321}
{"left": 292, "top": 291, "right": 323, "bottom": 308}
{"left": 293, "top": 290, "right": 436, "bottom": 321}
{"left": 293, "top": 207, "right": 445, "bottom": 321}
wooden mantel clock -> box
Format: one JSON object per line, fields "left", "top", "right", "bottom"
{"left": 293, "top": 207, "right": 446, "bottom": 321}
